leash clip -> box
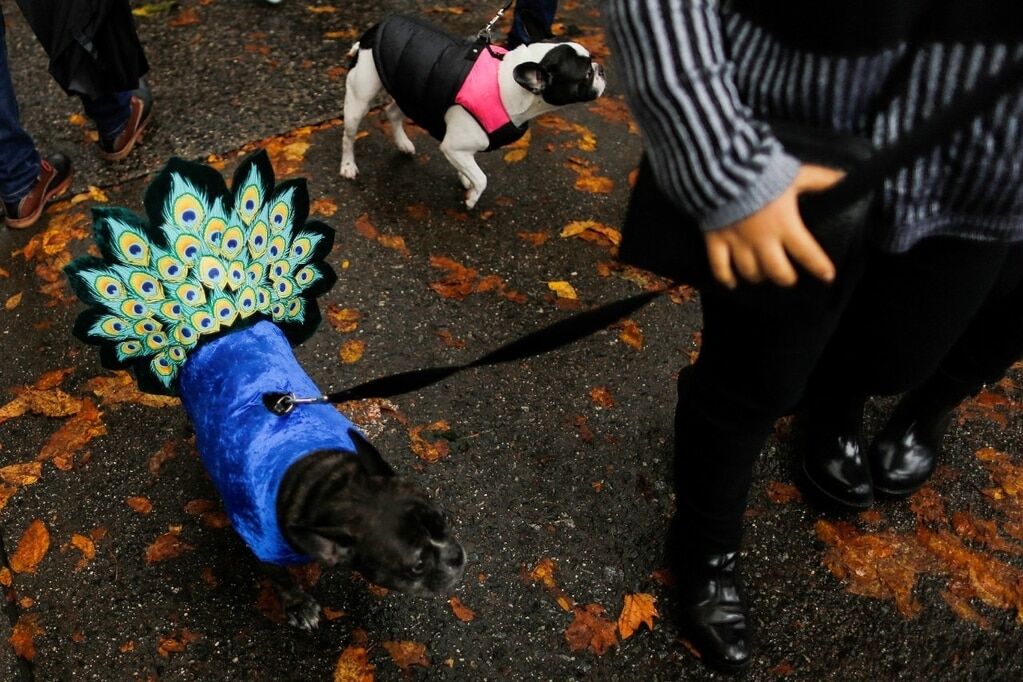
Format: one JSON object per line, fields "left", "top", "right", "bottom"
{"left": 263, "top": 391, "right": 329, "bottom": 416}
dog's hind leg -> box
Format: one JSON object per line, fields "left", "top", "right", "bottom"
{"left": 262, "top": 563, "right": 322, "bottom": 632}
{"left": 440, "top": 108, "right": 490, "bottom": 209}
{"left": 385, "top": 100, "right": 416, "bottom": 156}
{"left": 340, "top": 47, "right": 382, "bottom": 180}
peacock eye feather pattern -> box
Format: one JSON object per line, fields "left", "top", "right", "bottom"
{"left": 65, "top": 151, "right": 337, "bottom": 395}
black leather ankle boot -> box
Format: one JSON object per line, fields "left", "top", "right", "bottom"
{"left": 800, "top": 397, "right": 874, "bottom": 509}
{"left": 674, "top": 550, "right": 750, "bottom": 673}
{"left": 869, "top": 372, "right": 978, "bottom": 497}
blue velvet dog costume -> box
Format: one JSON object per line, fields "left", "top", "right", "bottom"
{"left": 66, "top": 152, "right": 358, "bottom": 564}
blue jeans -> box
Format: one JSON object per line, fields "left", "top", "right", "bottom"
{"left": 508, "top": 0, "right": 558, "bottom": 48}
{"left": 0, "top": 5, "right": 41, "bottom": 203}
{"left": 0, "top": 6, "right": 132, "bottom": 203}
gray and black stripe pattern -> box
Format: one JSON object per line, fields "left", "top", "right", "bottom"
{"left": 604, "top": 0, "right": 1023, "bottom": 252}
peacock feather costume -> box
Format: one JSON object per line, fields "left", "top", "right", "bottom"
{"left": 65, "top": 151, "right": 360, "bottom": 564}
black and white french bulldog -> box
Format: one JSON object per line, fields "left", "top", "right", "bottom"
{"left": 268, "top": 432, "right": 465, "bottom": 630}
{"left": 340, "top": 15, "right": 606, "bottom": 208}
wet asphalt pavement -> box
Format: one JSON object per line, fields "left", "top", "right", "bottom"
{"left": 1, "top": 1, "right": 1022, "bottom": 680}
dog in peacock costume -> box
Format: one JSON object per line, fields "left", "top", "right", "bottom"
{"left": 64, "top": 152, "right": 465, "bottom": 628}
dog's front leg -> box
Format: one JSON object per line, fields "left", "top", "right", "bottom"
{"left": 262, "top": 563, "right": 322, "bottom": 632}
{"left": 441, "top": 108, "right": 490, "bottom": 209}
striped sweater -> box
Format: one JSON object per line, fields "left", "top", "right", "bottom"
{"left": 604, "top": 0, "right": 1023, "bottom": 252}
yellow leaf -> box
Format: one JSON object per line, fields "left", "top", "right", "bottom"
{"left": 5, "top": 292, "right": 22, "bottom": 310}
{"left": 67, "top": 534, "right": 96, "bottom": 572}
{"left": 334, "top": 643, "right": 375, "bottom": 682}
{"left": 560, "top": 220, "right": 621, "bottom": 247}
{"left": 504, "top": 148, "right": 528, "bottom": 164}
{"left": 0, "top": 462, "right": 42, "bottom": 486}
{"left": 617, "top": 593, "right": 658, "bottom": 639}
{"left": 547, "top": 281, "right": 578, "bottom": 300}
{"left": 340, "top": 340, "right": 366, "bottom": 364}
{"left": 306, "top": 4, "right": 338, "bottom": 13}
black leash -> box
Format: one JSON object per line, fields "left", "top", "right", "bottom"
{"left": 264, "top": 290, "right": 661, "bottom": 414}
{"left": 266, "top": 52, "right": 1023, "bottom": 417}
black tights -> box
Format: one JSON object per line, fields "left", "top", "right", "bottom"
{"left": 673, "top": 237, "right": 1023, "bottom": 554}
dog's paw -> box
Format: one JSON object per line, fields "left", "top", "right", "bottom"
{"left": 395, "top": 137, "right": 416, "bottom": 156}
{"left": 464, "top": 189, "right": 481, "bottom": 210}
{"left": 285, "top": 596, "right": 322, "bottom": 632}
{"left": 339, "top": 160, "right": 359, "bottom": 180}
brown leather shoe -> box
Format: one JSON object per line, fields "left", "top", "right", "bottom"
{"left": 3, "top": 154, "right": 74, "bottom": 230}
{"left": 98, "top": 82, "right": 154, "bottom": 162}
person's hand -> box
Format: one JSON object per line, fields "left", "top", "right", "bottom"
{"left": 704, "top": 164, "right": 845, "bottom": 288}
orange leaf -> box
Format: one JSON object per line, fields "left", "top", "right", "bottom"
{"left": 67, "top": 533, "right": 96, "bottom": 571}
{"left": 148, "top": 439, "right": 178, "bottom": 475}
{"left": 504, "top": 148, "right": 528, "bottom": 164}
{"left": 765, "top": 481, "right": 801, "bottom": 504}
{"left": 617, "top": 592, "right": 658, "bottom": 639}
{"left": 10, "top": 519, "right": 50, "bottom": 574}
{"left": 36, "top": 397, "right": 106, "bottom": 469}
{"left": 322, "top": 607, "right": 345, "bottom": 620}
{"left": 565, "top": 603, "right": 618, "bottom": 655}
{"left": 449, "top": 596, "right": 476, "bottom": 622}
{"left": 560, "top": 220, "right": 621, "bottom": 248}
{"left": 376, "top": 234, "right": 410, "bottom": 257}
{"left": 615, "top": 320, "right": 644, "bottom": 350}
{"left": 145, "top": 531, "right": 194, "bottom": 564}
{"left": 436, "top": 328, "right": 466, "bottom": 349}
{"left": 340, "top": 340, "right": 366, "bottom": 364}
{"left": 429, "top": 256, "right": 479, "bottom": 300}
{"left": 5, "top": 292, "right": 22, "bottom": 310}
{"left": 334, "top": 643, "right": 375, "bottom": 682}
{"left": 10, "top": 613, "right": 43, "bottom": 661}
{"left": 327, "top": 306, "right": 362, "bottom": 333}
{"left": 311, "top": 197, "right": 339, "bottom": 217}
{"left": 86, "top": 372, "right": 179, "bottom": 408}
{"left": 353, "top": 214, "right": 380, "bottom": 240}
{"left": 0, "top": 484, "right": 16, "bottom": 513}
{"left": 157, "top": 629, "right": 201, "bottom": 657}
{"left": 0, "top": 567, "right": 11, "bottom": 586}
{"left": 126, "top": 496, "right": 154, "bottom": 514}
{"left": 382, "top": 641, "right": 430, "bottom": 672}
{"left": 0, "top": 461, "right": 43, "bottom": 486}
{"left": 588, "top": 387, "right": 614, "bottom": 408}
{"left": 517, "top": 231, "right": 550, "bottom": 246}
{"left": 409, "top": 421, "right": 451, "bottom": 463}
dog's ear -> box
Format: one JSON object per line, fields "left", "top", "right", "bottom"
{"left": 288, "top": 523, "right": 358, "bottom": 566}
{"left": 349, "top": 429, "right": 395, "bottom": 478}
{"left": 513, "top": 62, "right": 551, "bottom": 94}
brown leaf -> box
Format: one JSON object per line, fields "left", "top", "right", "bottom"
{"left": 37, "top": 397, "right": 106, "bottom": 469}
{"left": 11, "top": 519, "right": 50, "bottom": 573}
{"left": 0, "top": 461, "right": 42, "bottom": 486}
{"left": 256, "top": 579, "right": 285, "bottom": 622}
{"left": 126, "top": 496, "right": 154, "bottom": 514}
{"left": 0, "top": 484, "right": 17, "bottom": 513}
{"left": 86, "top": 372, "right": 180, "bottom": 409}
{"left": 588, "top": 387, "right": 614, "bottom": 408}
{"left": 770, "top": 660, "right": 797, "bottom": 677}
{"left": 565, "top": 603, "right": 618, "bottom": 655}
{"left": 66, "top": 533, "right": 96, "bottom": 571}
{"left": 449, "top": 596, "right": 476, "bottom": 622}
{"left": 4, "top": 292, "right": 22, "bottom": 310}
{"left": 148, "top": 439, "right": 178, "bottom": 475}
{"left": 527, "top": 557, "right": 574, "bottom": 611}
{"left": 377, "top": 234, "right": 410, "bottom": 257}
{"left": 560, "top": 220, "right": 621, "bottom": 249}
{"left": 327, "top": 306, "right": 362, "bottom": 333}
{"left": 617, "top": 592, "right": 658, "bottom": 639}
{"left": 569, "top": 414, "right": 594, "bottom": 443}
{"left": 322, "top": 606, "right": 345, "bottom": 620}
{"left": 145, "top": 530, "right": 194, "bottom": 564}
{"left": 765, "top": 482, "right": 802, "bottom": 504}
{"left": 436, "top": 328, "right": 466, "bottom": 349}
{"left": 517, "top": 231, "right": 550, "bottom": 246}
{"left": 157, "top": 629, "right": 201, "bottom": 657}
{"left": 382, "top": 641, "right": 430, "bottom": 672}
{"left": 334, "top": 643, "right": 375, "bottom": 682}
{"left": 119, "top": 641, "right": 135, "bottom": 653}
{"left": 429, "top": 256, "right": 478, "bottom": 300}
{"left": 0, "top": 567, "right": 11, "bottom": 586}
{"left": 10, "top": 613, "right": 43, "bottom": 661}
{"left": 169, "top": 6, "right": 201, "bottom": 26}
{"left": 409, "top": 421, "right": 451, "bottom": 463}
{"left": 340, "top": 340, "right": 366, "bottom": 364}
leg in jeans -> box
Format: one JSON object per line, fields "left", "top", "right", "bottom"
{"left": 80, "top": 91, "right": 133, "bottom": 144}
{"left": 508, "top": 0, "right": 559, "bottom": 48}
{"left": 0, "top": 6, "right": 42, "bottom": 204}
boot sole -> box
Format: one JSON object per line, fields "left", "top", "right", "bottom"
{"left": 98, "top": 104, "right": 154, "bottom": 162}
{"left": 874, "top": 480, "right": 927, "bottom": 499}
{"left": 4, "top": 173, "right": 74, "bottom": 230}
{"left": 799, "top": 459, "right": 874, "bottom": 511}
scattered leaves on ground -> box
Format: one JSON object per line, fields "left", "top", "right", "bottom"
{"left": 334, "top": 641, "right": 375, "bottom": 682}
{"left": 36, "top": 398, "right": 106, "bottom": 470}
{"left": 617, "top": 593, "right": 658, "bottom": 639}
{"left": 565, "top": 603, "right": 618, "bottom": 654}
{"left": 86, "top": 372, "right": 180, "bottom": 409}
{"left": 614, "top": 320, "right": 644, "bottom": 350}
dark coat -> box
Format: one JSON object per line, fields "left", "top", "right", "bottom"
{"left": 14, "top": 0, "right": 148, "bottom": 98}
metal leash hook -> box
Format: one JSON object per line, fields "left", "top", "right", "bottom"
{"left": 477, "top": 0, "right": 515, "bottom": 43}
{"left": 263, "top": 391, "right": 330, "bottom": 416}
